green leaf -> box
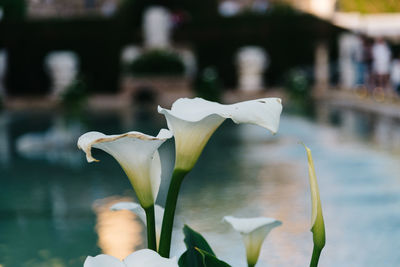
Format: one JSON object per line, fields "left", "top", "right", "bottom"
{"left": 303, "top": 145, "right": 326, "bottom": 267}
{"left": 195, "top": 248, "right": 231, "bottom": 267}
{"left": 183, "top": 224, "right": 215, "bottom": 255}
{"left": 178, "top": 225, "right": 231, "bottom": 267}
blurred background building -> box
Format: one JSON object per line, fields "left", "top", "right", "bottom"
{"left": 27, "top": 0, "right": 121, "bottom": 18}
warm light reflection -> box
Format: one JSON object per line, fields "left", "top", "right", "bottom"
{"left": 93, "top": 196, "right": 144, "bottom": 260}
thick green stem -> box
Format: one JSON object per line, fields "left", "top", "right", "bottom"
{"left": 144, "top": 205, "right": 157, "bottom": 251}
{"left": 310, "top": 245, "right": 322, "bottom": 267}
{"left": 248, "top": 264, "right": 255, "bottom": 267}
{"left": 158, "top": 168, "right": 189, "bottom": 257}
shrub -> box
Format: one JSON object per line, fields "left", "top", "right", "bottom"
{"left": 61, "top": 78, "right": 88, "bottom": 114}
{"left": 127, "top": 50, "right": 185, "bottom": 76}
{"left": 195, "top": 67, "right": 222, "bottom": 102}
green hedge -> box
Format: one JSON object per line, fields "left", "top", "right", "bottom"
{"left": 127, "top": 50, "right": 185, "bottom": 76}
{"left": 0, "top": 0, "right": 26, "bottom": 21}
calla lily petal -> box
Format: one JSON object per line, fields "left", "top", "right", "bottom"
{"left": 110, "top": 201, "right": 141, "bottom": 214}
{"left": 110, "top": 201, "right": 164, "bottom": 227}
{"left": 77, "top": 129, "right": 172, "bottom": 208}
{"left": 84, "top": 249, "right": 178, "bottom": 267}
{"left": 303, "top": 145, "right": 326, "bottom": 267}
{"left": 84, "top": 254, "right": 125, "bottom": 267}
{"left": 158, "top": 97, "right": 282, "bottom": 170}
{"left": 123, "top": 249, "right": 178, "bottom": 267}
{"left": 224, "top": 216, "right": 282, "bottom": 267}
{"left": 111, "top": 201, "right": 165, "bottom": 245}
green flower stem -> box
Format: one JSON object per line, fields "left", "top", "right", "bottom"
{"left": 248, "top": 264, "right": 256, "bottom": 267}
{"left": 159, "top": 168, "right": 189, "bottom": 257}
{"left": 144, "top": 205, "right": 157, "bottom": 251}
{"left": 310, "top": 245, "right": 322, "bottom": 267}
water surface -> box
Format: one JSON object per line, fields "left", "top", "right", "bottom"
{"left": 0, "top": 109, "right": 399, "bottom": 266}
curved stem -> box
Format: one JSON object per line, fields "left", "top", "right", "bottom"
{"left": 158, "top": 168, "right": 189, "bottom": 257}
{"left": 310, "top": 245, "right": 322, "bottom": 267}
{"left": 144, "top": 205, "right": 157, "bottom": 251}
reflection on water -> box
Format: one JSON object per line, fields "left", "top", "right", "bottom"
{"left": 0, "top": 115, "right": 10, "bottom": 166}
{"left": 316, "top": 103, "right": 400, "bottom": 153}
{"left": 16, "top": 116, "right": 85, "bottom": 168}
{"left": 94, "top": 197, "right": 144, "bottom": 260}
{"left": 0, "top": 108, "right": 399, "bottom": 266}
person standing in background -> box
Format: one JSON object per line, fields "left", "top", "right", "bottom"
{"left": 372, "top": 38, "right": 391, "bottom": 91}
{"left": 354, "top": 34, "right": 366, "bottom": 86}
{"left": 391, "top": 53, "right": 400, "bottom": 96}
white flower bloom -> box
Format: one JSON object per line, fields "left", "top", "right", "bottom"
{"left": 158, "top": 97, "right": 282, "bottom": 170}
{"left": 110, "top": 201, "right": 165, "bottom": 244}
{"left": 84, "top": 254, "right": 123, "bottom": 267}
{"left": 77, "top": 129, "right": 172, "bottom": 208}
{"left": 84, "top": 249, "right": 178, "bottom": 267}
{"left": 224, "top": 216, "right": 282, "bottom": 266}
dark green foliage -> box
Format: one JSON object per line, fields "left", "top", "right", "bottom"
{"left": 283, "top": 68, "right": 315, "bottom": 116}
{"left": 0, "top": 0, "right": 26, "bottom": 21}
{"left": 178, "top": 225, "right": 215, "bottom": 267}
{"left": 183, "top": 225, "right": 215, "bottom": 255}
{"left": 116, "top": 0, "right": 142, "bottom": 26}
{"left": 179, "top": 251, "right": 201, "bottom": 267}
{"left": 195, "top": 67, "right": 222, "bottom": 102}
{"left": 195, "top": 248, "right": 231, "bottom": 267}
{"left": 127, "top": 50, "right": 185, "bottom": 76}
{"left": 61, "top": 78, "right": 88, "bottom": 114}
{"left": 284, "top": 68, "right": 311, "bottom": 99}
{"left": 268, "top": 2, "right": 298, "bottom": 15}
{"left": 178, "top": 225, "right": 231, "bottom": 267}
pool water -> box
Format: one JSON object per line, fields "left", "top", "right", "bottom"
{"left": 0, "top": 109, "right": 399, "bottom": 266}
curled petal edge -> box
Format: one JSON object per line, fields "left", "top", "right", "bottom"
{"left": 77, "top": 129, "right": 173, "bottom": 163}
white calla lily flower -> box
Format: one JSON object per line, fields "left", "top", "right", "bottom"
{"left": 111, "top": 201, "right": 165, "bottom": 245}
{"left": 158, "top": 97, "right": 282, "bottom": 171}
{"left": 224, "top": 216, "right": 282, "bottom": 267}
{"left": 77, "top": 129, "right": 172, "bottom": 208}
{"left": 84, "top": 249, "right": 178, "bottom": 267}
